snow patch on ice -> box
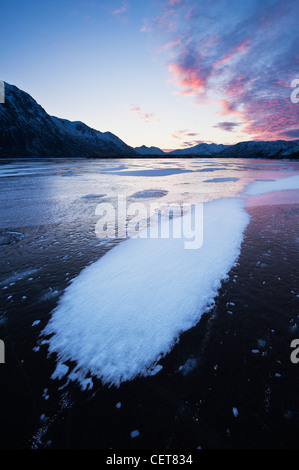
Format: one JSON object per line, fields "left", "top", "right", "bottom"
{"left": 43, "top": 197, "right": 249, "bottom": 388}
{"left": 51, "top": 363, "right": 69, "bottom": 380}
{"left": 244, "top": 175, "right": 299, "bottom": 196}
{"left": 40, "top": 288, "right": 62, "bottom": 302}
{"left": 257, "top": 339, "right": 266, "bottom": 348}
{"left": 148, "top": 364, "right": 163, "bottom": 376}
{"left": 0, "top": 231, "right": 24, "bottom": 246}
{"left": 0, "top": 269, "right": 40, "bottom": 287}
{"left": 204, "top": 177, "right": 239, "bottom": 183}
{"left": 178, "top": 358, "right": 198, "bottom": 376}
{"left": 130, "top": 430, "right": 140, "bottom": 439}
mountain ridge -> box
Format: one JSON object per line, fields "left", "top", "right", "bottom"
{"left": 134, "top": 145, "right": 165, "bottom": 155}
{"left": 0, "top": 82, "right": 138, "bottom": 158}
{"left": 0, "top": 82, "right": 298, "bottom": 159}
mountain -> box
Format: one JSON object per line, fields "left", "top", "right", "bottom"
{"left": 218, "top": 140, "right": 299, "bottom": 158}
{"left": 169, "top": 142, "right": 230, "bottom": 156}
{"left": 135, "top": 145, "right": 165, "bottom": 155}
{"left": 0, "top": 82, "right": 138, "bottom": 158}
{"left": 167, "top": 140, "right": 299, "bottom": 158}
{"left": 1, "top": 83, "right": 298, "bottom": 159}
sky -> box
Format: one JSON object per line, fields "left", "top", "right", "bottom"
{"left": 1, "top": 0, "right": 299, "bottom": 150}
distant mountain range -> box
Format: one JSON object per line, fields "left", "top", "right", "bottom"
{"left": 217, "top": 140, "right": 299, "bottom": 159}
{"left": 168, "top": 143, "right": 230, "bottom": 156}
{"left": 0, "top": 82, "right": 298, "bottom": 159}
{"left": 135, "top": 145, "right": 165, "bottom": 156}
{"left": 162, "top": 140, "right": 299, "bottom": 158}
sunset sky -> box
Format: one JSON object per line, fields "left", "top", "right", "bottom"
{"left": 1, "top": 0, "right": 299, "bottom": 150}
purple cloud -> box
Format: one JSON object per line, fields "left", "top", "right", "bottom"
{"left": 130, "top": 106, "right": 159, "bottom": 124}
{"left": 144, "top": 0, "right": 299, "bottom": 140}
{"left": 171, "top": 129, "right": 200, "bottom": 140}
{"left": 214, "top": 122, "right": 241, "bottom": 132}
{"left": 278, "top": 128, "right": 299, "bottom": 139}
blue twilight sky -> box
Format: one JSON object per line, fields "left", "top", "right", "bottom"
{"left": 1, "top": 0, "right": 299, "bottom": 150}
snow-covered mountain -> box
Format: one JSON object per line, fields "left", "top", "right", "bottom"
{"left": 169, "top": 143, "right": 230, "bottom": 156}
{"left": 0, "top": 82, "right": 138, "bottom": 157}
{"left": 167, "top": 140, "right": 299, "bottom": 158}
{"left": 218, "top": 140, "right": 299, "bottom": 158}
{"left": 1, "top": 83, "right": 298, "bottom": 159}
{"left": 135, "top": 145, "right": 165, "bottom": 155}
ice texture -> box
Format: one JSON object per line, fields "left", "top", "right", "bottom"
{"left": 44, "top": 198, "right": 249, "bottom": 388}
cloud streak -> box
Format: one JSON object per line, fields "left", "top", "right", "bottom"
{"left": 112, "top": 1, "right": 129, "bottom": 15}
{"left": 171, "top": 128, "right": 202, "bottom": 147}
{"left": 214, "top": 122, "right": 242, "bottom": 132}
{"left": 129, "top": 106, "right": 160, "bottom": 124}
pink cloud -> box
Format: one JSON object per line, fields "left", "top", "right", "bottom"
{"left": 168, "top": 60, "right": 208, "bottom": 97}
{"left": 171, "top": 129, "right": 200, "bottom": 141}
{"left": 129, "top": 106, "right": 159, "bottom": 124}
{"left": 112, "top": 1, "right": 128, "bottom": 15}
{"left": 214, "top": 40, "right": 250, "bottom": 68}
{"left": 152, "top": 0, "right": 299, "bottom": 140}
{"left": 130, "top": 106, "right": 141, "bottom": 113}
{"left": 161, "top": 37, "right": 183, "bottom": 50}
{"left": 169, "top": 0, "right": 184, "bottom": 5}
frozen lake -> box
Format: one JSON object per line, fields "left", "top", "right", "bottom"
{"left": 1, "top": 157, "right": 299, "bottom": 228}
{"left": 0, "top": 157, "right": 299, "bottom": 449}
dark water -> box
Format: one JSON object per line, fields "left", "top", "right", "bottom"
{"left": 0, "top": 158, "right": 298, "bottom": 449}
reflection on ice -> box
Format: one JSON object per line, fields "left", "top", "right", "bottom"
{"left": 203, "top": 177, "right": 239, "bottom": 183}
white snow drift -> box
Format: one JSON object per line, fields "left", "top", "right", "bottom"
{"left": 244, "top": 175, "right": 299, "bottom": 196}
{"left": 44, "top": 197, "right": 249, "bottom": 388}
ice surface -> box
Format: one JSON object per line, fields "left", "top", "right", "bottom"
{"left": 130, "top": 189, "right": 168, "bottom": 199}
{"left": 244, "top": 175, "right": 299, "bottom": 196}
{"left": 0, "top": 231, "right": 24, "bottom": 245}
{"left": 44, "top": 197, "right": 249, "bottom": 388}
{"left": 81, "top": 194, "right": 106, "bottom": 200}
{"left": 103, "top": 168, "right": 193, "bottom": 177}
{"left": 0, "top": 269, "right": 39, "bottom": 287}
{"left": 204, "top": 178, "right": 239, "bottom": 183}
{"left": 1, "top": 158, "right": 298, "bottom": 228}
